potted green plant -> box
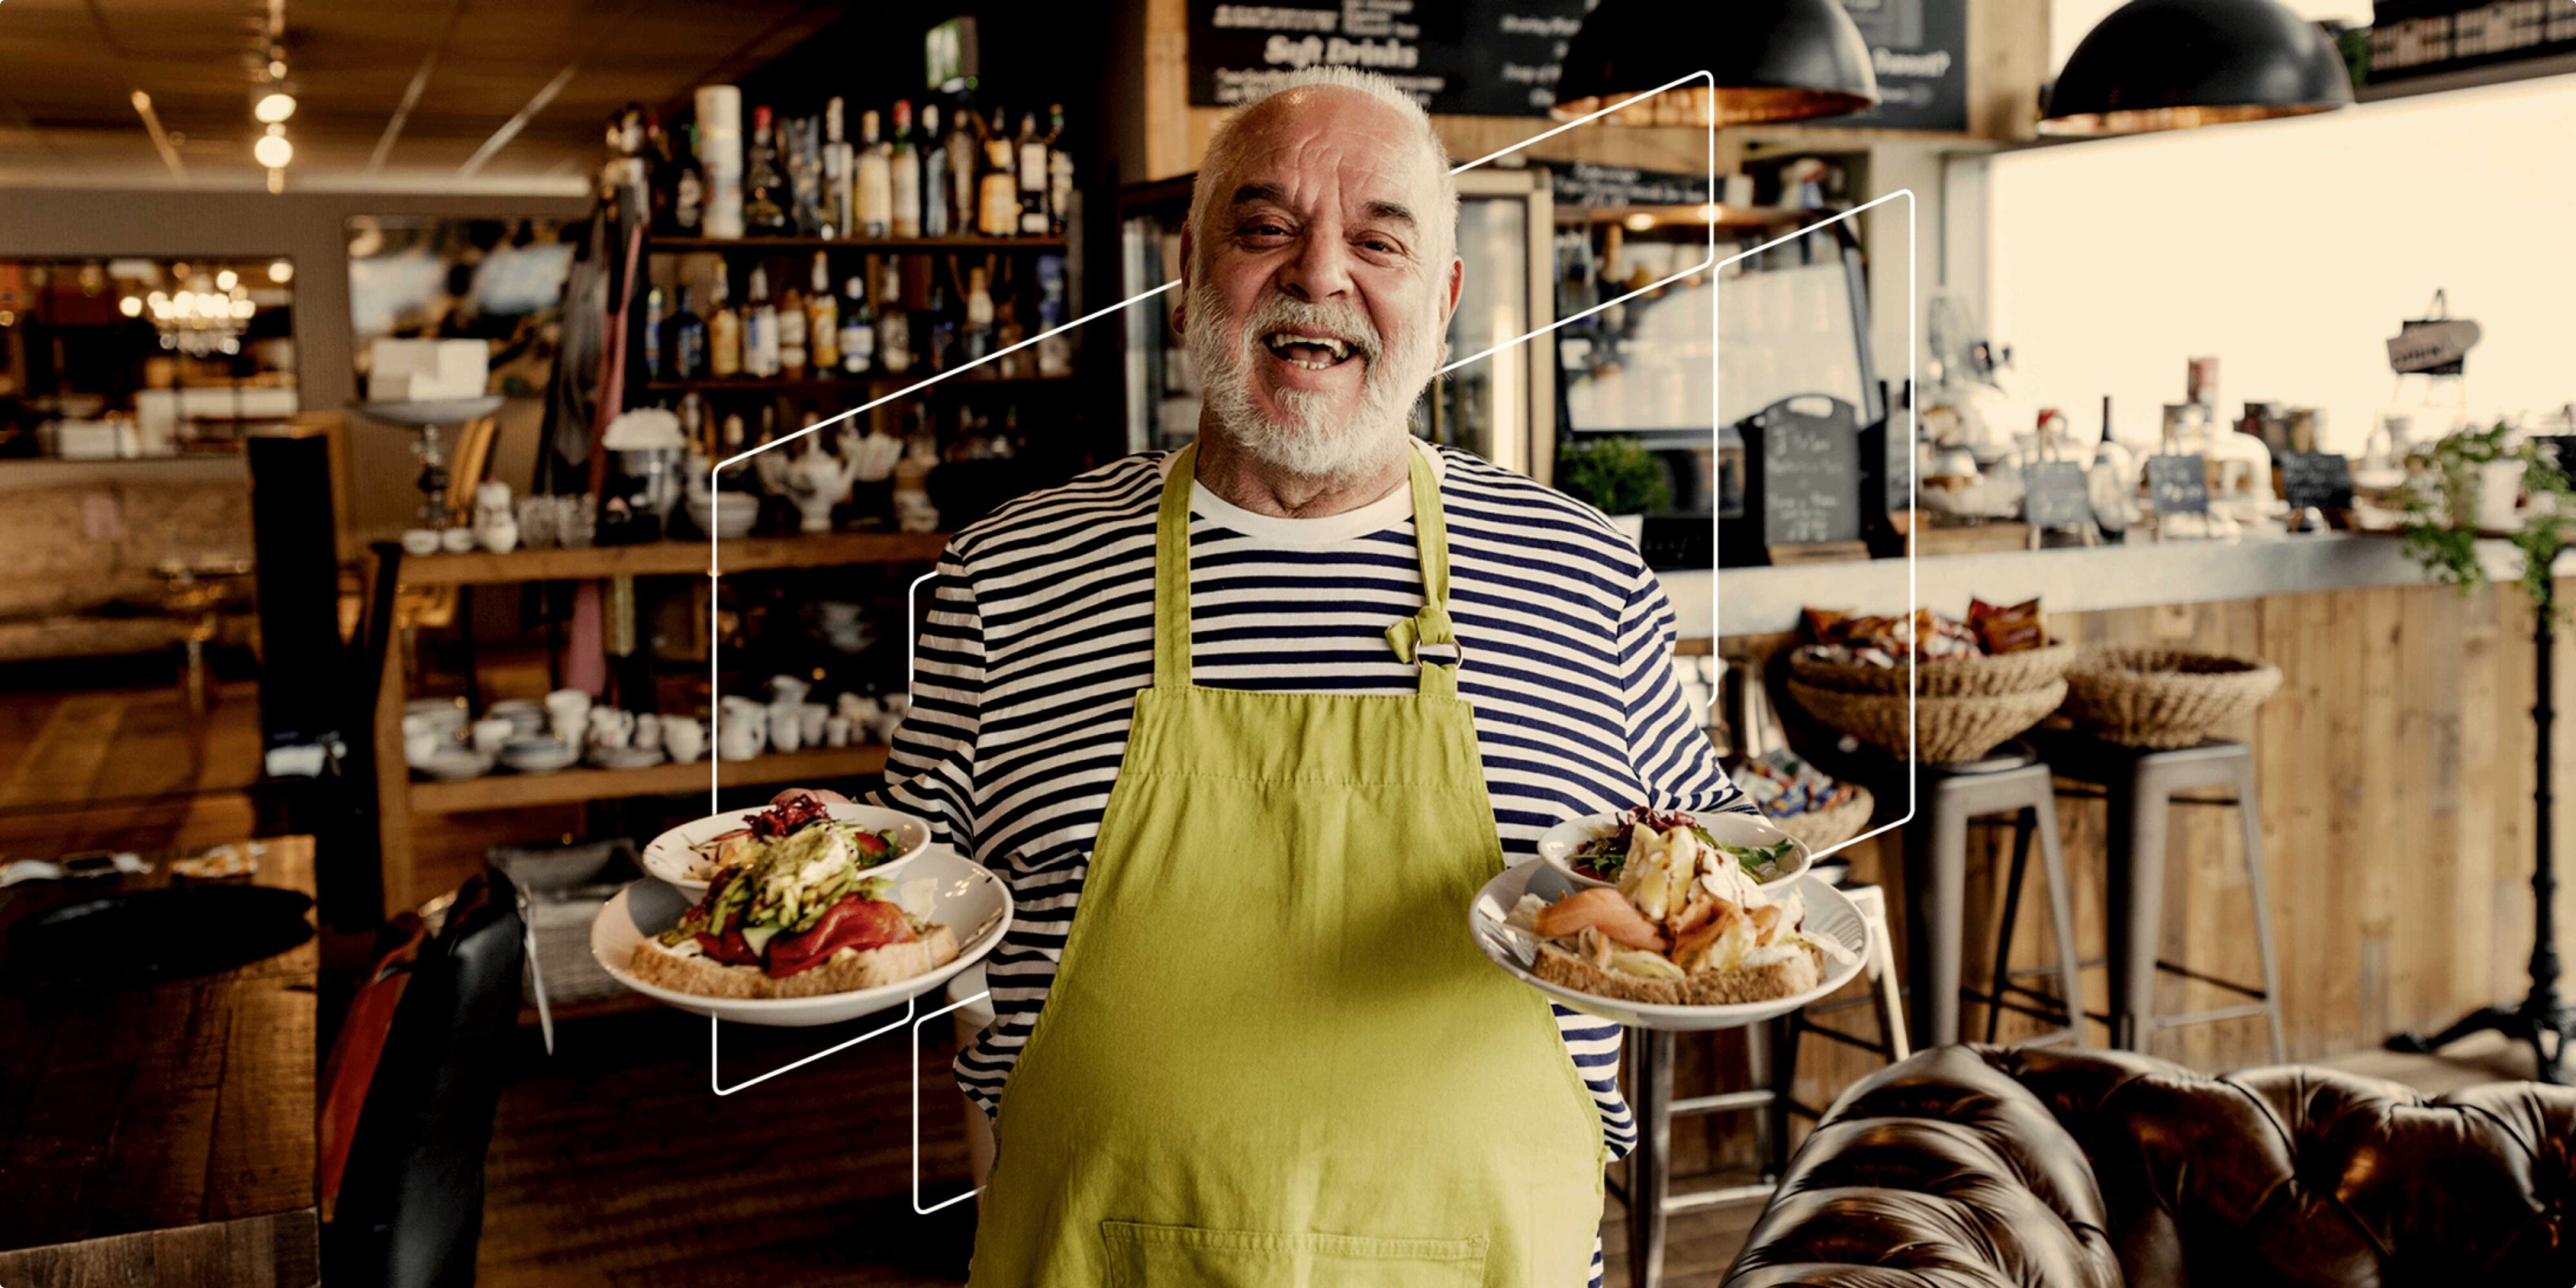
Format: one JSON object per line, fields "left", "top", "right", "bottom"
{"left": 2396, "top": 421, "right": 2574, "bottom": 609}
{"left": 1555, "top": 436, "right": 1671, "bottom": 542}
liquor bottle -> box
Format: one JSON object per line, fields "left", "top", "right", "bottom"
{"left": 840, "top": 273, "right": 875, "bottom": 375}
{"left": 962, "top": 264, "right": 994, "bottom": 366}
{"left": 788, "top": 113, "right": 824, "bottom": 236}
{"left": 645, "top": 113, "right": 677, "bottom": 232}
{"left": 920, "top": 104, "right": 951, "bottom": 238}
{"left": 978, "top": 108, "right": 1018, "bottom": 236}
{"left": 643, "top": 286, "right": 666, "bottom": 380}
{"left": 744, "top": 106, "right": 792, "bottom": 236}
{"left": 925, "top": 279, "right": 956, "bottom": 372}
{"left": 745, "top": 262, "right": 779, "bottom": 378}
{"left": 945, "top": 103, "right": 980, "bottom": 238}
{"left": 855, "top": 109, "right": 892, "bottom": 238}
{"left": 822, "top": 98, "right": 851, "bottom": 238}
{"left": 1016, "top": 111, "right": 1050, "bottom": 235}
{"left": 1034, "top": 253, "right": 1070, "bottom": 377}
{"left": 1046, "top": 104, "right": 1073, "bottom": 238}
{"left": 889, "top": 100, "right": 922, "bottom": 239}
{"left": 672, "top": 123, "right": 706, "bottom": 236}
{"left": 777, "top": 279, "right": 808, "bottom": 379}
{"left": 876, "top": 258, "right": 912, "bottom": 375}
{"left": 670, "top": 285, "right": 708, "bottom": 380}
{"left": 806, "top": 252, "right": 838, "bottom": 374}
{"left": 708, "top": 261, "right": 742, "bottom": 378}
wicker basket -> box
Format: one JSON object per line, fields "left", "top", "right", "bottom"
{"left": 1765, "top": 784, "right": 1874, "bottom": 852}
{"left": 1790, "top": 642, "right": 2076, "bottom": 697}
{"left": 2062, "top": 647, "right": 2283, "bottom": 749}
{"left": 1788, "top": 677, "right": 2069, "bottom": 764}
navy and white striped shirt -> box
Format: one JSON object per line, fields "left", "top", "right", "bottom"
{"left": 868, "top": 440, "right": 1749, "bottom": 1276}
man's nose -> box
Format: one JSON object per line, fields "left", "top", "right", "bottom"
{"left": 1274, "top": 230, "right": 1355, "bottom": 303}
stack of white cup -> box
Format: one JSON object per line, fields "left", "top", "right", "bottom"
{"left": 694, "top": 84, "right": 745, "bottom": 240}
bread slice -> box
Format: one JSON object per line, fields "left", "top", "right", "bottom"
{"left": 628, "top": 923, "right": 959, "bottom": 999}
{"left": 1533, "top": 938, "right": 1823, "bottom": 1007}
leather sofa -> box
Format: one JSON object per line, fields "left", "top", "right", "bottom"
{"left": 1725, "top": 1044, "right": 2576, "bottom": 1287}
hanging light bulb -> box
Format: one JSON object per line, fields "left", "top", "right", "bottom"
{"left": 119, "top": 296, "right": 143, "bottom": 317}
{"left": 267, "top": 260, "right": 293, "bottom": 284}
{"left": 254, "top": 91, "right": 296, "bottom": 124}
{"left": 253, "top": 126, "right": 293, "bottom": 169}
{"left": 215, "top": 269, "right": 239, "bottom": 290}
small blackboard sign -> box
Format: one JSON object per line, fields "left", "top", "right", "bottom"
{"left": 2020, "top": 460, "right": 2093, "bottom": 531}
{"left": 2277, "top": 451, "right": 2354, "bottom": 511}
{"left": 1745, "top": 395, "right": 1863, "bottom": 547}
{"left": 2146, "top": 455, "right": 2211, "bottom": 515}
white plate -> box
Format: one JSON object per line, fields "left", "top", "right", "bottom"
{"left": 1470, "top": 860, "right": 1868, "bottom": 1030}
{"left": 640, "top": 801, "right": 934, "bottom": 898}
{"left": 1538, "top": 811, "right": 1812, "bottom": 896}
{"left": 589, "top": 745, "right": 665, "bottom": 770}
{"left": 590, "top": 846, "right": 1011, "bottom": 1028}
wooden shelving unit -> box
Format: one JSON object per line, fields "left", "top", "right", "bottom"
{"left": 411, "top": 744, "right": 890, "bottom": 816}
{"left": 372, "top": 528, "right": 947, "bottom": 918}
{"left": 647, "top": 234, "right": 1066, "bottom": 252}
{"left": 397, "top": 531, "right": 951, "bottom": 587}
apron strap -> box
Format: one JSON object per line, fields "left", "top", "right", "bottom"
{"left": 1153, "top": 440, "right": 1200, "bottom": 692}
{"left": 1157, "top": 439, "right": 1459, "bottom": 696}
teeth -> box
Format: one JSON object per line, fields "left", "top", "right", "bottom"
{"left": 1265, "top": 332, "right": 1351, "bottom": 360}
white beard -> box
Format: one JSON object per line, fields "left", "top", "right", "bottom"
{"left": 1185, "top": 280, "right": 1439, "bottom": 481}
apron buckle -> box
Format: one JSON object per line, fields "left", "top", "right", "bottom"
{"left": 1415, "top": 640, "right": 1463, "bottom": 668}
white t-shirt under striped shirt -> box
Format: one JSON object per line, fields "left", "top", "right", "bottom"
{"left": 866, "top": 440, "right": 1750, "bottom": 1278}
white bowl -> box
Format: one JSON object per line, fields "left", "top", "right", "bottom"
{"left": 1470, "top": 860, "right": 1868, "bottom": 1030}
{"left": 590, "top": 845, "right": 1011, "bottom": 1028}
{"left": 589, "top": 745, "right": 665, "bottom": 770}
{"left": 1538, "top": 810, "right": 1811, "bottom": 895}
{"left": 415, "top": 748, "right": 493, "bottom": 781}
{"left": 640, "top": 800, "right": 934, "bottom": 898}
{"left": 500, "top": 739, "right": 580, "bottom": 774}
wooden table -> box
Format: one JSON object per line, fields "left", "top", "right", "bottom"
{"left": 0, "top": 835, "right": 319, "bottom": 1286}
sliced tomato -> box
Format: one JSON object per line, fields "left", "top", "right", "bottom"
{"left": 695, "top": 927, "right": 762, "bottom": 965}
{"left": 764, "top": 895, "right": 915, "bottom": 978}
{"left": 850, "top": 829, "right": 889, "bottom": 860}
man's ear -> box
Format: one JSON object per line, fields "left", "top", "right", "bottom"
{"left": 1173, "top": 225, "right": 1195, "bottom": 335}
{"left": 1439, "top": 254, "right": 1463, "bottom": 328}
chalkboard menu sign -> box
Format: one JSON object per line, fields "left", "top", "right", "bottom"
{"left": 2371, "top": 0, "right": 2576, "bottom": 86}
{"left": 1830, "top": 0, "right": 1971, "bottom": 131}
{"left": 2146, "top": 455, "right": 2211, "bottom": 515}
{"left": 1188, "top": 0, "right": 1589, "bottom": 116}
{"left": 1547, "top": 162, "right": 1708, "bottom": 211}
{"left": 1744, "top": 395, "right": 1864, "bottom": 547}
{"left": 2278, "top": 452, "right": 2355, "bottom": 512}
{"left": 2021, "top": 460, "right": 2094, "bottom": 531}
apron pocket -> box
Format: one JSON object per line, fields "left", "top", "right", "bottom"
{"left": 1100, "top": 1219, "right": 1488, "bottom": 1287}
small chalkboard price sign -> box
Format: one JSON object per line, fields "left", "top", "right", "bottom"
{"left": 2277, "top": 451, "right": 2354, "bottom": 513}
{"left": 1744, "top": 395, "right": 1864, "bottom": 552}
{"left": 2020, "top": 460, "right": 2095, "bottom": 536}
{"left": 2146, "top": 455, "right": 2211, "bottom": 515}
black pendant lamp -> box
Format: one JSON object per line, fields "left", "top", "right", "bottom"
{"left": 1552, "top": 0, "right": 1880, "bottom": 127}
{"left": 2041, "top": 0, "right": 2354, "bottom": 135}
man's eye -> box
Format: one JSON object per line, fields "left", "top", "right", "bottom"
{"left": 1359, "top": 238, "right": 1397, "bottom": 254}
{"left": 1241, "top": 222, "right": 1290, "bottom": 239}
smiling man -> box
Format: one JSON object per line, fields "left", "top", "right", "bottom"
{"left": 867, "top": 68, "right": 1748, "bottom": 1286}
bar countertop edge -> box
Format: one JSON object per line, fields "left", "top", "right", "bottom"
{"left": 1666, "top": 531, "right": 2551, "bottom": 639}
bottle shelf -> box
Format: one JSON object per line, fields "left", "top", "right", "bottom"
{"left": 648, "top": 235, "right": 1066, "bottom": 252}
{"left": 644, "top": 374, "right": 1074, "bottom": 394}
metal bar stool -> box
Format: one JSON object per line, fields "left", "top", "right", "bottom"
{"left": 1615, "top": 884, "right": 1907, "bottom": 1288}
{"left": 1902, "top": 741, "right": 2088, "bottom": 1049}
{"left": 2025, "top": 732, "right": 2287, "bottom": 1061}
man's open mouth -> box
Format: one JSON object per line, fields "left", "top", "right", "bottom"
{"left": 1261, "top": 331, "right": 1363, "bottom": 371}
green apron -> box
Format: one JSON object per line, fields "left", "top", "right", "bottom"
{"left": 967, "top": 440, "right": 1605, "bottom": 1287}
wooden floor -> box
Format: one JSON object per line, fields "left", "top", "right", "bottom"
{"left": 473, "top": 1014, "right": 2530, "bottom": 1288}
{"left": 0, "top": 674, "right": 263, "bottom": 858}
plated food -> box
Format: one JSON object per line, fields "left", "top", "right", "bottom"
{"left": 593, "top": 843, "right": 1011, "bottom": 1028}
{"left": 639, "top": 790, "right": 930, "bottom": 896}
{"left": 1540, "top": 806, "right": 1811, "bottom": 894}
{"left": 1507, "top": 819, "right": 1855, "bottom": 1009}
{"left": 624, "top": 811, "right": 957, "bottom": 1001}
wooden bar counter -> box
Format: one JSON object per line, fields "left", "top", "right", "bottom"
{"left": 1687, "top": 533, "right": 2569, "bottom": 1090}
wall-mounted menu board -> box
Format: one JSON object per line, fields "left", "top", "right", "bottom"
{"left": 1188, "top": 0, "right": 1589, "bottom": 115}
{"left": 2371, "top": 0, "right": 2576, "bottom": 84}
{"left": 1826, "top": 0, "right": 1970, "bottom": 131}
